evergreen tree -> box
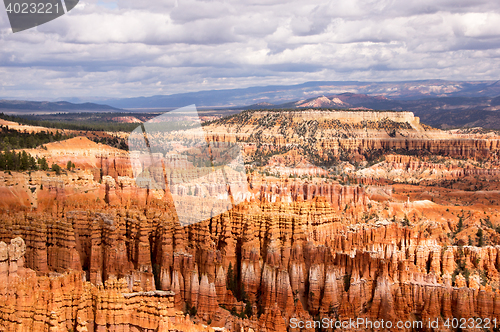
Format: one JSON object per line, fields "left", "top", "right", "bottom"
{"left": 457, "top": 215, "right": 464, "bottom": 233}
{"left": 38, "top": 157, "right": 48, "bottom": 171}
{"left": 20, "top": 151, "right": 29, "bottom": 171}
{"left": 227, "top": 262, "right": 237, "bottom": 294}
{"left": 477, "top": 228, "right": 484, "bottom": 247}
{"left": 244, "top": 301, "right": 253, "bottom": 318}
{"left": 29, "top": 156, "right": 37, "bottom": 170}
{"left": 51, "top": 163, "right": 61, "bottom": 175}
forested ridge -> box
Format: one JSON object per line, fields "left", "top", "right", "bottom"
{"left": 0, "top": 113, "right": 138, "bottom": 132}
{"left": 0, "top": 150, "right": 49, "bottom": 172}
{"left": 0, "top": 125, "right": 74, "bottom": 150}
{"left": 0, "top": 116, "right": 129, "bottom": 150}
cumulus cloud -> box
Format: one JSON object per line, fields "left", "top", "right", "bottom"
{"left": 0, "top": 0, "right": 499, "bottom": 100}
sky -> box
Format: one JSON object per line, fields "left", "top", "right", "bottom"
{"left": 0, "top": 0, "right": 499, "bottom": 100}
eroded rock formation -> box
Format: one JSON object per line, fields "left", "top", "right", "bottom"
{"left": 1, "top": 192, "right": 500, "bottom": 331}
{"left": 1, "top": 111, "right": 500, "bottom": 331}
{"left": 0, "top": 237, "right": 213, "bottom": 332}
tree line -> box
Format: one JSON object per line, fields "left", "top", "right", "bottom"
{"left": 0, "top": 150, "right": 77, "bottom": 174}
{"left": 0, "top": 150, "right": 48, "bottom": 171}
{"left": 0, "top": 121, "right": 129, "bottom": 151}
{"left": 0, "top": 113, "right": 138, "bottom": 132}
{"left": 0, "top": 125, "right": 74, "bottom": 150}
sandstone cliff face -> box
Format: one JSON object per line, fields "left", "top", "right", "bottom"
{"left": 1, "top": 112, "right": 500, "bottom": 331}
{"left": 28, "top": 137, "right": 133, "bottom": 179}
{"left": 0, "top": 237, "right": 29, "bottom": 297}
{"left": 2, "top": 193, "right": 500, "bottom": 331}
{"left": 358, "top": 154, "right": 500, "bottom": 184}
{"left": 204, "top": 110, "right": 500, "bottom": 162}
{"left": 0, "top": 237, "right": 213, "bottom": 332}
{"left": 258, "top": 182, "right": 366, "bottom": 209}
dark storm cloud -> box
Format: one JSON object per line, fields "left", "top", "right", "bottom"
{"left": 0, "top": 0, "right": 499, "bottom": 99}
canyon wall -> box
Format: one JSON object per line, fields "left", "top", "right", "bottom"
{"left": 0, "top": 237, "right": 212, "bottom": 332}
{"left": 1, "top": 195, "right": 500, "bottom": 331}
{"left": 252, "top": 110, "right": 420, "bottom": 126}
{"left": 205, "top": 110, "right": 500, "bottom": 161}
{"left": 1, "top": 112, "right": 500, "bottom": 331}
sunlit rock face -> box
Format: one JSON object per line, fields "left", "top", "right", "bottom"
{"left": 0, "top": 110, "right": 500, "bottom": 331}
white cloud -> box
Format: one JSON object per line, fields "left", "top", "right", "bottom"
{"left": 0, "top": 0, "right": 499, "bottom": 100}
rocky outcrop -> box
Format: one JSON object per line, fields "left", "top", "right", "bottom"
{"left": 2, "top": 198, "right": 500, "bottom": 331}
{"left": 204, "top": 110, "right": 500, "bottom": 162}
{"left": 358, "top": 154, "right": 500, "bottom": 184}
{"left": 0, "top": 237, "right": 212, "bottom": 332}
{"left": 0, "top": 237, "right": 29, "bottom": 296}
{"left": 1, "top": 111, "right": 500, "bottom": 331}
{"left": 258, "top": 182, "right": 366, "bottom": 209}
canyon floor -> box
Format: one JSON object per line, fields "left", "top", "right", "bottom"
{"left": 0, "top": 109, "right": 500, "bottom": 331}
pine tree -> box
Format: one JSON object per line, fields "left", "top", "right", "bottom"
{"left": 5, "top": 151, "right": 14, "bottom": 170}
{"left": 51, "top": 163, "right": 61, "bottom": 175}
{"left": 38, "top": 157, "right": 48, "bottom": 171}
{"left": 20, "top": 151, "right": 29, "bottom": 171}
{"left": 29, "top": 156, "right": 37, "bottom": 170}
{"left": 477, "top": 228, "right": 484, "bottom": 247}
{"left": 227, "top": 262, "right": 236, "bottom": 294}
{"left": 0, "top": 152, "right": 4, "bottom": 170}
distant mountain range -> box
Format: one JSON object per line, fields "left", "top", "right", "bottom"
{"left": 2, "top": 80, "right": 500, "bottom": 129}
{"left": 274, "top": 93, "right": 500, "bottom": 129}
{"left": 99, "top": 79, "right": 500, "bottom": 109}
{"left": 0, "top": 100, "right": 122, "bottom": 113}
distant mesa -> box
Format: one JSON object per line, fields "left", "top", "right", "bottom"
{"left": 111, "top": 116, "right": 142, "bottom": 123}
{"left": 243, "top": 101, "right": 275, "bottom": 110}
{"left": 295, "top": 96, "right": 347, "bottom": 108}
